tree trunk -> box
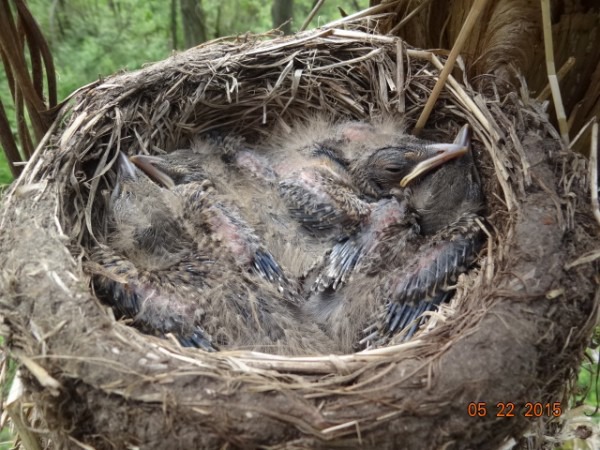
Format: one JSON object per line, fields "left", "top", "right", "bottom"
{"left": 179, "top": 0, "right": 207, "bottom": 48}
{"left": 214, "top": 1, "right": 223, "bottom": 39}
{"left": 171, "top": 0, "right": 178, "bottom": 49}
{"left": 272, "top": 0, "right": 294, "bottom": 35}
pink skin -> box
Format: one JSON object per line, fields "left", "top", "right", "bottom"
{"left": 295, "top": 169, "right": 338, "bottom": 206}
{"left": 338, "top": 122, "right": 377, "bottom": 142}
{"left": 272, "top": 160, "right": 294, "bottom": 176}
{"left": 390, "top": 246, "right": 440, "bottom": 298}
{"left": 206, "top": 207, "right": 254, "bottom": 266}
{"left": 360, "top": 198, "right": 408, "bottom": 255}
{"left": 368, "top": 198, "right": 406, "bottom": 230}
{"left": 234, "top": 150, "right": 277, "bottom": 182}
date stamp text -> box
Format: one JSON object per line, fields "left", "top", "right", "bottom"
{"left": 467, "top": 402, "right": 562, "bottom": 418}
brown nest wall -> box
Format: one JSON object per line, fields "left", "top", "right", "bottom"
{"left": 0, "top": 27, "right": 598, "bottom": 449}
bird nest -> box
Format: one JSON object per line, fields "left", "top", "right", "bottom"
{"left": 1, "top": 24, "right": 598, "bottom": 449}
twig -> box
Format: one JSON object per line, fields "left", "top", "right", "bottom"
{"left": 536, "top": 56, "right": 575, "bottom": 103}
{"left": 389, "top": 0, "right": 434, "bottom": 35}
{"left": 5, "top": 373, "right": 43, "bottom": 450}
{"left": 428, "top": 54, "right": 495, "bottom": 138}
{"left": 569, "top": 116, "right": 597, "bottom": 152}
{"left": 0, "top": 98, "right": 22, "bottom": 177}
{"left": 300, "top": 0, "right": 326, "bottom": 32}
{"left": 15, "top": 354, "right": 62, "bottom": 393}
{"left": 396, "top": 39, "right": 405, "bottom": 113}
{"left": 330, "top": 28, "right": 396, "bottom": 43}
{"left": 326, "top": 1, "right": 398, "bottom": 28}
{"left": 590, "top": 120, "right": 600, "bottom": 227}
{"left": 565, "top": 248, "right": 600, "bottom": 269}
{"left": 313, "top": 48, "right": 383, "bottom": 72}
{"left": 540, "top": 0, "right": 569, "bottom": 145}
{"left": 413, "top": 0, "right": 489, "bottom": 135}
{"left": 14, "top": 0, "right": 58, "bottom": 107}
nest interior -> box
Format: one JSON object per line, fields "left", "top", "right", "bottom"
{"left": 0, "top": 25, "right": 598, "bottom": 449}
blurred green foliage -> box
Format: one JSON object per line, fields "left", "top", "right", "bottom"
{"left": 12, "top": 0, "right": 368, "bottom": 101}
{"left": 576, "top": 350, "right": 600, "bottom": 416}
{"left": 0, "top": 151, "right": 11, "bottom": 185}
{"left": 37, "top": 0, "right": 176, "bottom": 99}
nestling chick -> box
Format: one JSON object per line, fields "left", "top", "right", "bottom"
{"left": 380, "top": 124, "right": 484, "bottom": 342}
{"left": 304, "top": 124, "right": 484, "bottom": 351}
{"left": 268, "top": 119, "right": 467, "bottom": 235}
{"left": 243, "top": 118, "right": 468, "bottom": 301}
{"left": 131, "top": 147, "right": 286, "bottom": 285}
{"left": 178, "top": 133, "right": 335, "bottom": 284}
{"left": 309, "top": 121, "right": 470, "bottom": 292}
{"left": 92, "top": 152, "right": 218, "bottom": 350}
{"left": 92, "top": 152, "right": 332, "bottom": 354}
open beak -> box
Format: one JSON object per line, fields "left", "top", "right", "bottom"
{"left": 111, "top": 152, "right": 139, "bottom": 201}
{"left": 400, "top": 124, "right": 470, "bottom": 188}
{"left": 130, "top": 154, "right": 176, "bottom": 190}
{"left": 117, "top": 151, "right": 138, "bottom": 181}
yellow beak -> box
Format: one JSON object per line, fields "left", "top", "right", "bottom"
{"left": 400, "top": 124, "right": 470, "bottom": 188}
{"left": 130, "top": 154, "right": 176, "bottom": 190}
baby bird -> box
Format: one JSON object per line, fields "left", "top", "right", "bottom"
{"left": 91, "top": 152, "right": 332, "bottom": 354}
{"left": 212, "top": 118, "right": 464, "bottom": 299}
{"left": 303, "top": 124, "right": 484, "bottom": 351}
{"left": 269, "top": 119, "right": 467, "bottom": 235}
{"left": 130, "top": 147, "right": 286, "bottom": 286}
{"left": 131, "top": 135, "right": 335, "bottom": 293}
{"left": 381, "top": 124, "right": 484, "bottom": 341}
{"left": 299, "top": 121, "right": 471, "bottom": 292}
{"left": 92, "top": 152, "right": 217, "bottom": 350}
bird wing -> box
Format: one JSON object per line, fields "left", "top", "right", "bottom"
{"left": 372, "top": 212, "right": 484, "bottom": 343}
{"left": 90, "top": 248, "right": 218, "bottom": 351}
{"left": 279, "top": 167, "right": 370, "bottom": 233}
{"left": 313, "top": 197, "right": 415, "bottom": 292}
{"left": 174, "top": 181, "right": 288, "bottom": 288}
{"left": 314, "top": 235, "right": 365, "bottom": 292}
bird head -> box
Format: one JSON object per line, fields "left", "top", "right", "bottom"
{"left": 398, "top": 124, "right": 471, "bottom": 188}
{"left": 407, "top": 124, "right": 483, "bottom": 234}
{"left": 110, "top": 151, "right": 159, "bottom": 211}
{"left": 108, "top": 152, "right": 189, "bottom": 261}
{"left": 350, "top": 124, "right": 470, "bottom": 196}
{"left": 110, "top": 151, "right": 139, "bottom": 201}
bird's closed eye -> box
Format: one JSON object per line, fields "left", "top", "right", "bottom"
{"left": 385, "top": 166, "right": 404, "bottom": 173}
